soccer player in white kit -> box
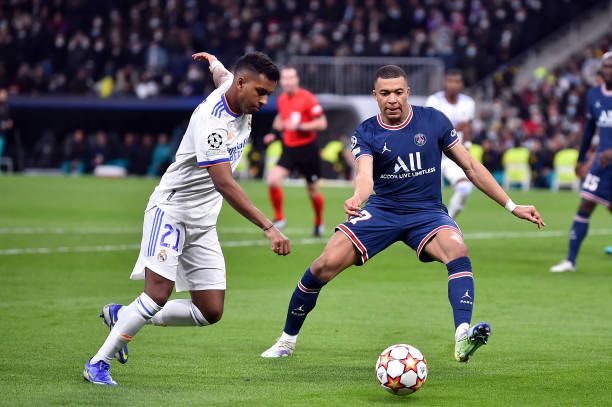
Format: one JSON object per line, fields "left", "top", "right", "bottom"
{"left": 83, "top": 52, "right": 290, "bottom": 386}
{"left": 426, "top": 70, "right": 476, "bottom": 218}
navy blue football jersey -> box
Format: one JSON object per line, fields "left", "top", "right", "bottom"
{"left": 586, "top": 85, "right": 612, "bottom": 152}
{"left": 351, "top": 105, "right": 459, "bottom": 213}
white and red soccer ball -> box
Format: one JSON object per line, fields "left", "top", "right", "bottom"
{"left": 375, "top": 344, "right": 428, "bottom": 395}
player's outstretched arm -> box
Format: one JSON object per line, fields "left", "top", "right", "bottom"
{"left": 344, "top": 155, "right": 374, "bottom": 218}
{"left": 446, "top": 144, "right": 546, "bottom": 228}
{"left": 207, "top": 163, "right": 291, "bottom": 255}
{"left": 192, "top": 52, "right": 233, "bottom": 88}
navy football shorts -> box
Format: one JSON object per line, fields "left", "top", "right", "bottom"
{"left": 580, "top": 155, "right": 611, "bottom": 208}
{"left": 335, "top": 204, "right": 462, "bottom": 265}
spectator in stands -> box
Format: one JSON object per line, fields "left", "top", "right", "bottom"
{"left": 529, "top": 138, "right": 554, "bottom": 189}
{"left": 116, "top": 132, "right": 137, "bottom": 172}
{"left": 147, "top": 133, "right": 172, "bottom": 177}
{"left": 0, "top": 88, "right": 12, "bottom": 159}
{"left": 130, "top": 133, "right": 154, "bottom": 175}
{"left": 481, "top": 138, "right": 503, "bottom": 181}
{"left": 89, "top": 130, "right": 112, "bottom": 170}
{"left": 0, "top": 0, "right": 600, "bottom": 97}
{"left": 62, "top": 128, "right": 87, "bottom": 175}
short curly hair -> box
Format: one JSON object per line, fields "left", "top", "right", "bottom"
{"left": 235, "top": 52, "right": 280, "bottom": 82}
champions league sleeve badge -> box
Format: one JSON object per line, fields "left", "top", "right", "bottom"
{"left": 207, "top": 132, "right": 224, "bottom": 149}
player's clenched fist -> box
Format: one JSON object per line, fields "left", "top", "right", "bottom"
{"left": 265, "top": 227, "right": 291, "bottom": 256}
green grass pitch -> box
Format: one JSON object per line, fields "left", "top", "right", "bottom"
{"left": 0, "top": 175, "right": 610, "bottom": 406}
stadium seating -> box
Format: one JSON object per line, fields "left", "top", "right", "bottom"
{"left": 502, "top": 147, "right": 531, "bottom": 191}
{"left": 468, "top": 143, "right": 484, "bottom": 163}
{"left": 551, "top": 148, "right": 580, "bottom": 191}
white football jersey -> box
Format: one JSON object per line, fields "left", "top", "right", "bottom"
{"left": 425, "top": 91, "right": 475, "bottom": 128}
{"left": 146, "top": 76, "right": 252, "bottom": 225}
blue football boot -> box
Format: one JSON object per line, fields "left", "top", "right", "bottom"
{"left": 83, "top": 359, "right": 117, "bottom": 386}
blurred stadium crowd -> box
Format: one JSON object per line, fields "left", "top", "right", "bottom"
{"left": 0, "top": 0, "right": 609, "bottom": 188}
{"left": 474, "top": 31, "right": 611, "bottom": 187}
{"left": 1, "top": 0, "right": 598, "bottom": 97}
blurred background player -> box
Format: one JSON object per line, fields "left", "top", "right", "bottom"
{"left": 262, "top": 65, "right": 545, "bottom": 362}
{"left": 550, "top": 52, "right": 612, "bottom": 272}
{"left": 426, "top": 70, "right": 476, "bottom": 218}
{"left": 264, "top": 66, "right": 328, "bottom": 236}
{"left": 83, "top": 52, "right": 290, "bottom": 386}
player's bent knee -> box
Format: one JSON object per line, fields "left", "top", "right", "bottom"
{"left": 446, "top": 243, "right": 469, "bottom": 262}
{"left": 203, "top": 309, "right": 223, "bottom": 325}
{"left": 194, "top": 304, "right": 223, "bottom": 325}
{"left": 578, "top": 199, "right": 596, "bottom": 214}
{"left": 267, "top": 175, "right": 280, "bottom": 188}
{"left": 310, "top": 255, "right": 341, "bottom": 282}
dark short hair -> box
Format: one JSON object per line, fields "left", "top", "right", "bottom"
{"left": 445, "top": 69, "right": 463, "bottom": 78}
{"left": 234, "top": 52, "right": 280, "bottom": 82}
{"left": 374, "top": 65, "right": 408, "bottom": 83}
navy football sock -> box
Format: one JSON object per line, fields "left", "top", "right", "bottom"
{"left": 567, "top": 210, "right": 590, "bottom": 265}
{"left": 446, "top": 257, "right": 474, "bottom": 328}
{"left": 283, "top": 268, "right": 326, "bottom": 336}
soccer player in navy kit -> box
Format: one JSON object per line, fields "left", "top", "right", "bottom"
{"left": 551, "top": 52, "right": 612, "bottom": 272}
{"left": 262, "top": 65, "right": 545, "bottom": 362}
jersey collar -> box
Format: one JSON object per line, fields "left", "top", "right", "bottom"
{"left": 601, "top": 84, "right": 612, "bottom": 97}
{"left": 376, "top": 105, "right": 413, "bottom": 131}
{"left": 222, "top": 93, "right": 240, "bottom": 118}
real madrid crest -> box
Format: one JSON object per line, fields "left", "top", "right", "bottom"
{"left": 414, "top": 133, "right": 426, "bottom": 146}
{"left": 157, "top": 249, "right": 168, "bottom": 262}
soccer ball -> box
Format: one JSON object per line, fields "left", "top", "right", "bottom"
{"left": 375, "top": 344, "right": 428, "bottom": 395}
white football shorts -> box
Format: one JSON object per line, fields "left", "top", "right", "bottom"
{"left": 441, "top": 154, "right": 470, "bottom": 186}
{"left": 130, "top": 206, "right": 226, "bottom": 292}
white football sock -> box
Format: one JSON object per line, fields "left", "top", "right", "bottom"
{"left": 455, "top": 322, "right": 470, "bottom": 341}
{"left": 448, "top": 182, "right": 473, "bottom": 218}
{"left": 280, "top": 331, "right": 298, "bottom": 343}
{"left": 91, "top": 293, "right": 161, "bottom": 364}
{"left": 149, "top": 299, "right": 209, "bottom": 327}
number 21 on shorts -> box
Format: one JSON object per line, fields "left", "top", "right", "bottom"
{"left": 159, "top": 223, "right": 182, "bottom": 252}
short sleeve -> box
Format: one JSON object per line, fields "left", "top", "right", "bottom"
{"left": 351, "top": 126, "right": 372, "bottom": 160}
{"left": 436, "top": 110, "right": 460, "bottom": 151}
{"left": 194, "top": 113, "right": 231, "bottom": 168}
{"left": 307, "top": 92, "right": 324, "bottom": 118}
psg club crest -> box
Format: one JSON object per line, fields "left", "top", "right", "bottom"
{"left": 414, "top": 133, "right": 426, "bottom": 146}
